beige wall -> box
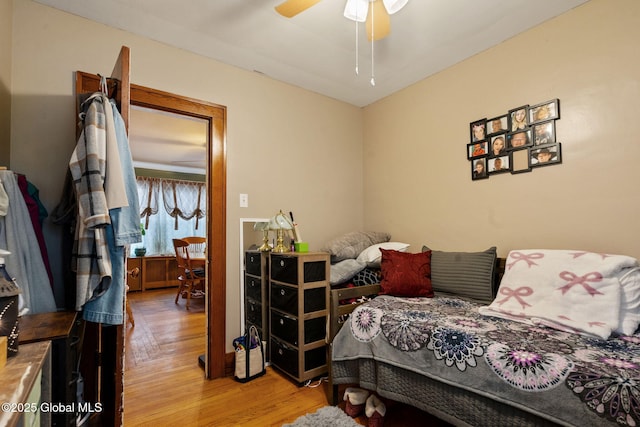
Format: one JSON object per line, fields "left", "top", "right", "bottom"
{"left": 9, "top": 0, "right": 363, "bottom": 348}
{"left": 363, "top": 0, "right": 640, "bottom": 260}
{"left": 0, "top": 0, "right": 12, "bottom": 166}
{"left": 9, "top": 0, "right": 640, "bottom": 351}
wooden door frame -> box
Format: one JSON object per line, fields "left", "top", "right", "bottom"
{"left": 130, "top": 84, "right": 227, "bottom": 379}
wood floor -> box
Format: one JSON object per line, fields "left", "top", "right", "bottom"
{"left": 124, "top": 288, "right": 450, "bottom": 426}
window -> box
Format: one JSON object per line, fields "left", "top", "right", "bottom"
{"left": 131, "top": 176, "right": 206, "bottom": 256}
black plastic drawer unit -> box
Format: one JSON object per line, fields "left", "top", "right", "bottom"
{"left": 271, "top": 337, "right": 299, "bottom": 378}
{"left": 245, "top": 251, "right": 262, "bottom": 276}
{"left": 271, "top": 255, "right": 328, "bottom": 284}
{"left": 304, "top": 287, "right": 326, "bottom": 313}
{"left": 303, "top": 261, "right": 326, "bottom": 283}
{"left": 270, "top": 337, "right": 327, "bottom": 380}
{"left": 244, "top": 250, "right": 269, "bottom": 361}
{"left": 304, "top": 346, "right": 326, "bottom": 372}
{"left": 245, "top": 274, "right": 262, "bottom": 301}
{"left": 270, "top": 311, "right": 326, "bottom": 345}
{"left": 271, "top": 310, "right": 298, "bottom": 344}
{"left": 270, "top": 255, "right": 298, "bottom": 284}
{"left": 271, "top": 283, "right": 298, "bottom": 315}
{"left": 268, "top": 252, "right": 330, "bottom": 383}
{"left": 246, "top": 300, "right": 263, "bottom": 328}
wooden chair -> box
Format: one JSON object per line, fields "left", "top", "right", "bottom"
{"left": 125, "top": 267, "right": 140, "bottom": 326}
{"left": 182, "top": 236, "right": 206, "bottom": 300}
{"left": 173, "top": 238, "right": 206, "bottom": 310}
{"left": 181, "top": 236, "right": 206, "bottom": 258}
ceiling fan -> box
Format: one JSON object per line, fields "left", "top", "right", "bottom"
{"left": 275, "top": 0, "right": 409, "bottom": 41}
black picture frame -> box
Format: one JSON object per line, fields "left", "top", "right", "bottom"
{"left": 508, "top": 105, "right": 529, "bottom": 132}
{"left": 529, "top": 99, "right": 560, "bottom": 124}
{"left": 489, "top": 132, "right": 508, "bottom": 157}
{"left": 510, "top": 148, "right": 532, "bottom": 174}
{"left": 488, "top": 155, "right": 511, "bottom": 174}
{"left": 470, "top": 119, "right": 487, "bottom": 142}
{"left": 532, "top": 120, "right": 556, "bottom": 146}
{"left": 507, "top": 129, "right": 532, "bottom": 150}
{"left": 471, "top": 157, "right": 488, "bottom": 180}
{"left": 486, "top": 115, "right": 508, "bottom": 136}
{"left": 530, "top": 143, "right": 562, "bottom": 168}
{"left": 468, "top": 98, "right": 561, "bottom": 180}
{"left": 467, "top": 141, "right": 489, "bottom": 160}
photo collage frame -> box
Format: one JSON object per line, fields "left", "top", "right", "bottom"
{"left": 468, "top": 99, "right": 562, "bottom": 180}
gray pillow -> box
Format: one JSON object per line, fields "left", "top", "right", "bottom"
{"left": 330, "top": 259, "right": 366, "bottom": 285}
{"left": 422, "top": 245, "right": 497, "bottom": 305}
{"left": 323, "top": 231, "right": 391, "bottom": 262}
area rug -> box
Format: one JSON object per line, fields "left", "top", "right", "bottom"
{"left": 282, "top": 406, "right": 359, "bottom": 427}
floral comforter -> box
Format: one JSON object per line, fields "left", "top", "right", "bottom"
{"left": 332, "top": 295, "right": 640, "bottom": 426}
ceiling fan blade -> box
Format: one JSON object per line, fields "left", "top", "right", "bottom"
{"left": 366, "top": 0, "right": 391, "bottom": 41}
{"left": 275, "top": 0, "right": 323, "bottom": 18}
{"left": 382, "top": 0, "right": 409, "bottom": 15}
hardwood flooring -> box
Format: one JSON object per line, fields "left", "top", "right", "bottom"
{"left": 124, "top": 288, "right": 450, "bottom": 426}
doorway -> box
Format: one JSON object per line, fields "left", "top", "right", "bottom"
{"left": 129, "top": 83, "right": 227, "bottom": 379}
{"left": 127, "top": 105, "right": 208, "bottom": 373}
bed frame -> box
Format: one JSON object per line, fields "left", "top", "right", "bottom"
{"left": 327, "top": 283, "right": 380, "bottom": 405}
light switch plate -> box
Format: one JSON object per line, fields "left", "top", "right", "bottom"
{"left": 239, "top": 193, "right": 249, "bottom": 208}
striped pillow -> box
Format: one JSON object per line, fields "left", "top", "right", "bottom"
{"left": 422, "top": 246, "right": 497, "bottom": 305}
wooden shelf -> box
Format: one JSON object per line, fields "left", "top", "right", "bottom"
{"left": 127, "top": 256, "right": 180, "bottom": 291}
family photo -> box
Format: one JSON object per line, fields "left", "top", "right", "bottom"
{"left": 468, "top": 99, "right": 561, "bottom": 179}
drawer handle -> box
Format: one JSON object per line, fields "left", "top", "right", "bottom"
{"left": 250, "top": 256, "right": 255, "bottom": 262}
{"left": 280, "top": 319, "right": 284, "bottom": 325}
{"left": 280, "top": 260, "right": 285, "bottom": 267}
{"left": 280, "top": 289, "right": 285, "bottom": 296}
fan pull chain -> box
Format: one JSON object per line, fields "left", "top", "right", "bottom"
{"left": 370, "top": 0, "right": 375, "bottom": 86}
{"left": 370, "top": 42, "right": 375, "bottom": 86}
{"left": 355, "top": 20, "right": 359, "bottom": 76}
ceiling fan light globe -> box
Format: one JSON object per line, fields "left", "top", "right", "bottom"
{"left": 344, "top": 0, "right": 369, "bottom": 22}
{"left": 382, "top": 0, "right": 408, "bottom": 14}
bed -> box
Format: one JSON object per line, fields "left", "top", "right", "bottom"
{"left": 327, "top": 247, "right": 640, "bottom": 427}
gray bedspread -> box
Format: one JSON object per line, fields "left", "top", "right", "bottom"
{"left": 332, "top": 295, "right": 639, "bottom": 426}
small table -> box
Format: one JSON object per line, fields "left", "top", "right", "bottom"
{"left": 190, "top": 253, "right": 206, "bottom": 266}
{"left": 19, "top": 311, "right": 82, "bottom": 427}
{"left": 19, "top": 311, "right": 79, "bottom": 344}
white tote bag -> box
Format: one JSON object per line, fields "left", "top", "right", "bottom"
{"left": 234, "top": 325, "right": 266, "bottom": 382}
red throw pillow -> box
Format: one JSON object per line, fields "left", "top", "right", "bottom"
{"left": 379, "top": 249, "right": 433, "bottom": 297}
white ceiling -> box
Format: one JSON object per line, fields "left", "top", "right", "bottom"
{"left": 33, "top": 0, "right": 589, "bottom": 173}
{"left": 129, "top": 106, "right": 208, "bottom": 174}
{"left": 36, "top": 0, "right": 589, "bottom": 108}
